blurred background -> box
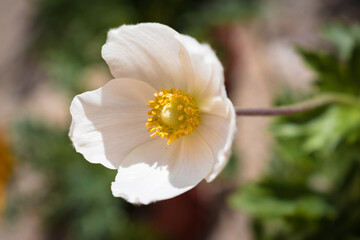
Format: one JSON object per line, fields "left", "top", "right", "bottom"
{"left": 1, "top": 0, "right": 360, "bottom": 239}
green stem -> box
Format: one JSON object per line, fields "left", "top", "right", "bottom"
{"left": 235, "top": 93, "right": 360, "bottom": 116}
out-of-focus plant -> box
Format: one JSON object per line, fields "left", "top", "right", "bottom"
{"left": 11, "top": 120, "right": 160, "bottom": 240}
{"left": 229, "top": 23, "right": 360, "bottom": 240}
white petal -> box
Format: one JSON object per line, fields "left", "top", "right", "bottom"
{"left": 69, "top": 78, "right": 156, "bottom": 169}
{"left": 101, "top": 23, "right": 186, "bottom": 91}
{"left": 111, "top": 132, "right": 214, "bottom": 204}
{"left": 197, "top": 97, "right": 236, "bottom": 182}
{"left": 176, "top": 34, "right": 227, "bottom": 104}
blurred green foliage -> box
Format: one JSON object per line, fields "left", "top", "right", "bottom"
{"left": 229, "top": 23, "right": 360, "bottom": 240}
{"left": 298, "top": 23, "right": 360, "bottom": 95}
{"left": 11, "top": 119, "right": 160, "bottom": 240}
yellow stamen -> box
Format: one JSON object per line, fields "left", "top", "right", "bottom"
{"left": 146, "top": 88, "right": 200, "bottom": 144}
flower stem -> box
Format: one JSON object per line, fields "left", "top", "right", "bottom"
{"left": 235, "top": 93, "right": 360, "bottom": 116}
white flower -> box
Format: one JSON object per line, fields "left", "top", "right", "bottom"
{"left": 69, "top": 23, "right": 236, "bottom": 205}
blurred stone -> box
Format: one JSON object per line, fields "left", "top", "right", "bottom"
{"left": 209, "top": 209, "right": 252, "bottom": 240}
{"left": 0, "top": 211, "right": 43, "bottom": 240}
{"left": 22, "top": 83, "right": 70, "bottom": 126}
{"left": 264, "top": 41, "right": 314, "bottom": 91}
{"left": 0, "top": 1, "right": 43, "bottom": 239}
{"left": 80, "top": 64, "right": 112, "bottom": 90}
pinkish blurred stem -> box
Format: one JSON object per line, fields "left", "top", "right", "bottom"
{"left": 235, "top": 94, "right": 360, "bottom": 116}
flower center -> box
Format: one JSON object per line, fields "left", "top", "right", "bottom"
{"left": 146, "top": 88, "right": 200, "bottom": 145}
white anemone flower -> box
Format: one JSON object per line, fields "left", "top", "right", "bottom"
{"left": 69, "top": 23, "right": 236, "bottom": 205}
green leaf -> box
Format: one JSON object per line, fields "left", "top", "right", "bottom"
{"left": 303, "top": 106, "right": 360, "bottom": 153}
{"left": 229, "top": 184, "right": 334, "bottom": 220}
{"left": 322, "top": 23, "right": 356, "bottom": 60}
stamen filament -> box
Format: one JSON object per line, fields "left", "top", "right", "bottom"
{"left": 146, "top": 88, "right": 200, "bottom": 144}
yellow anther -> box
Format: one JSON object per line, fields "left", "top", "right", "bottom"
{"left": 146, "top": 88, "right": 200, "bottom": 144}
